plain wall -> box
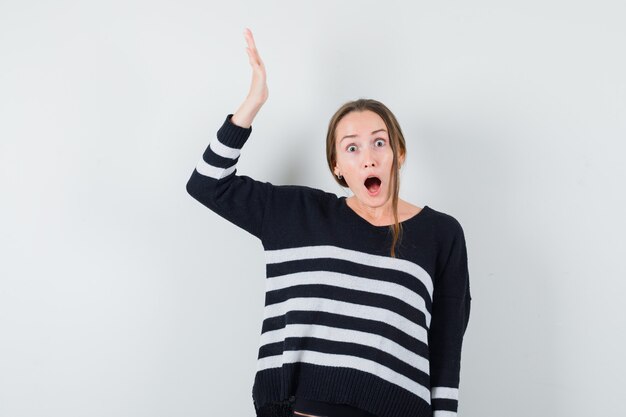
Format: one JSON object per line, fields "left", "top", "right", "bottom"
{"left": 1, "top": 1, "right": 625, "bottom": 416}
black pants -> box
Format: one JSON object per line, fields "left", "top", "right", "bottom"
{"left": 293, "top": 397, "right": 378, "bottom": 417}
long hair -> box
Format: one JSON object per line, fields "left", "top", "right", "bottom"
{"left": 326, "top": 98, "right": 407, "bottom": 258}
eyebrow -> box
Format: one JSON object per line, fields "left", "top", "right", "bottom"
{"left": 340, "top": 129, "right": 387, "bottom": 143}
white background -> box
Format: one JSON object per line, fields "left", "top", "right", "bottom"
{"left": 1, "top": 1, "right": 625, "bottom": 416}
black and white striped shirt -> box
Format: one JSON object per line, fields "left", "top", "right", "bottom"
{"left": 186, "top": 114, "right": 472, "bottom": 417}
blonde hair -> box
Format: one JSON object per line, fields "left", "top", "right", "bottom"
{"left": 326, "top": 99, "right": 407, "bottom": 258}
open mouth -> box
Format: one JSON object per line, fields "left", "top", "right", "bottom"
{"left": 364, "top": 176, "right": 382, "bottom": 195}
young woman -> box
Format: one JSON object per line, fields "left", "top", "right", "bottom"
{"left": 186, "top": 28, "right": 472, "bottom": 417}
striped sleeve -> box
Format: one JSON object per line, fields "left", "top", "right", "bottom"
{"left": 185, "top": 113, "right": 274, "bottom": 240}
{"left": 429, "top": 219, "right": 472, "bottom": 417}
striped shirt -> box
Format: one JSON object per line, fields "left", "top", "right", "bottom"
{"left": 186, "top": 114, "right": 472, "bottom": 417}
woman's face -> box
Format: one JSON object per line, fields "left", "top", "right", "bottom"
{"left": 333, "top": 110, "right": 404, "bottom": 207}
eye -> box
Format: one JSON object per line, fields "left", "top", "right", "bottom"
{"left": 347, "top": 145, "right": 357, "bottom": 152}
{"left": 375, "top": 139, "right": 386, "bottom": 147}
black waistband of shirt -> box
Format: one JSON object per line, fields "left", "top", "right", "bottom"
{"left": 293, "top": 396, "right": 378, "bottom": 417}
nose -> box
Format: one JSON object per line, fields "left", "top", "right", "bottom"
{"left": 362, "top": 147, "right": 376, "bottom": 168}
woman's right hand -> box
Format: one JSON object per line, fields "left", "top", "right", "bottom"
{"left": 243, "top": 28, "right": 268, "bottom": 106}
{"left": 230, "top": 28, "right": 267, "bottom": 128}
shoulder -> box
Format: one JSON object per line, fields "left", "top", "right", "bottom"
{"left": 425, "top": 206, "right": 466, "bottom": 240}
{"left": 272, "top": 183, "right": 329, "bottom": 199}
{"left": 269, "top": 183, "right": 335, "bottom": 210}
{"left": 428, "top": 207, "right": 470, "bottom": 277}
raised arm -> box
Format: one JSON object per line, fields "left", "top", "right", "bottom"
{"left": 186, "top": 28, "right": 273, "bottom": 240}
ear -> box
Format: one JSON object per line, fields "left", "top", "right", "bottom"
{"left": 398, "top": 152, "right": 406, "bottom": 167}
{"left": 334, "top": 165, "right": 341, "bottom": 176}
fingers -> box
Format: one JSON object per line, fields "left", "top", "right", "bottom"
{"left": 243, "top": 28, "right": 264, "bottom": 69}
{"left": 245, "top": 47, "right": 262, "bottom": 68}
{"left": 243, "top": 27, "right": 257, "bottom": 52}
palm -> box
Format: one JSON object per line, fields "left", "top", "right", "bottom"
{"left": 244, "top": 28, "right": 268, "bottom": 104}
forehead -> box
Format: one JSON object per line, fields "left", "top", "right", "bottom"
{"left": 336, "top": 110, "right": 386, "bottom": 138}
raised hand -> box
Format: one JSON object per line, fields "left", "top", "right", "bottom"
{"left": 243, "top": 27, "right": 268, "bottom": 106}
{"left": 231, "top": 28, "right": 268, "bottom": 128}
